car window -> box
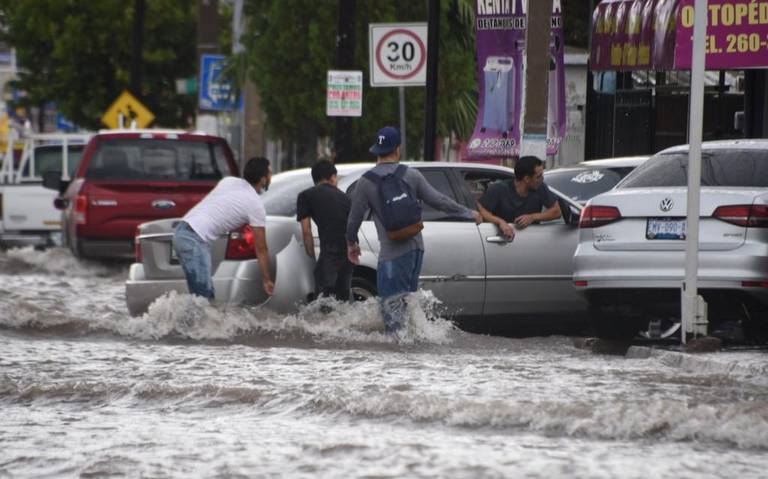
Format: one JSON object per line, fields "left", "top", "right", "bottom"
{"left": 420, "top": 169, "right": 461, "bottom": 221}
{"left": 22, "top": 145, "right": 84, "bottom": 180}
{"left": 619, "top": 149, "right": 768, "bottom": 188}
{"left": 85, "top": 139, "right": 226, "bottom": 181}
{"left": 544, "top": 167, "right": 623, "bottom": 202}
{"left": 461, "top": 170, "right": 515, "bottom": 204}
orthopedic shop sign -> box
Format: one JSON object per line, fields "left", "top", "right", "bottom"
{"left": 675, "top": 0, "right": 768, "bottom": 69}
{"left": 466, "top": 0, "right": 566, "bottom": 159}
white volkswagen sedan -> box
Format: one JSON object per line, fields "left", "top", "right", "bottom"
{"left": 573, "top": 140, "right": 768, "bottom": 340}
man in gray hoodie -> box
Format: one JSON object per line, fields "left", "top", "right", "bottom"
{"left": 346, "top": 126, "right": 482, "bottom": 334}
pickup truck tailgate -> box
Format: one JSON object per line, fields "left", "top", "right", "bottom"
{"left": 1, "top": 184, "right": 61, "bottom": 231}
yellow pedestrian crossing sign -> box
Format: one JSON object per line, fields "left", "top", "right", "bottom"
{"left": 101, "top": 90, "right": 155, "bottom": 129}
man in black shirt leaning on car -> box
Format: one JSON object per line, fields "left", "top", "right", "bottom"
{"left": 296, "top": 160, "right": 353, "bottom": 302}
{"left": 478, "top": 155, "right": 561, "bottom": 240}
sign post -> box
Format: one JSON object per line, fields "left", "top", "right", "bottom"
{"left": 682, "top": 0, "right": 710, "bottom": 344}
{"left": 369, "top": 23, "right": 428, "bottom": 160}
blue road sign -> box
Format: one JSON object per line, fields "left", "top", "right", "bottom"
{"left": 199, "top": 54, "right": 242, "bottom": 111}
{"left": 56, "top": 113, "right": 78, "bottom": 132}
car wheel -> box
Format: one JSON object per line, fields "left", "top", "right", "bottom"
{"left": 588, "top": 302, "right": 646, "bottom": 340}
{"left": 351, "top": 276, "right": 376, "bottom": 302}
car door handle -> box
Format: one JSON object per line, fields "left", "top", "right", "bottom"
{"left": 486, "top": 235, "right": 513, "bottom": 244}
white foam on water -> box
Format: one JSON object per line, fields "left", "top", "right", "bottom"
{"left": 2, "top": 247, "right": 121, "bottom": 278}
{"left": 97, "top": 290, "right": 457, "bottom": 345}
{"left": 308, "top": 388, "right": 768, "bottom": 450}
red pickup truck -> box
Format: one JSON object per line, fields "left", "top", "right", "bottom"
{"left": 43, "top": 129, "right": 238, "bottom": 260}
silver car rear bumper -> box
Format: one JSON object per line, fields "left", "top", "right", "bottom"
{"left": 125, "top": 260, "right": 268, "bottom": 316}
{"left": 573, "top": 242, "right": 768, "bottom": 303}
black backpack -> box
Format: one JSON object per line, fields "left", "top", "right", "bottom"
{"left": 363, "top": 164, "right": 424, "bottom": 241}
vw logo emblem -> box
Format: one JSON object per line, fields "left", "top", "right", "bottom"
{"left": 659, "top": 197, "right": 674, "bottom": 212}
{"left": 152, "top": 199, "right": 176, "bottom": 210}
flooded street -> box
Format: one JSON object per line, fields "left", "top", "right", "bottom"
{"left": 1, "top": 248, "right": 768, "bottom": 478}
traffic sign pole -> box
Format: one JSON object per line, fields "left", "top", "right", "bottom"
{"left": 399, "top": 86, "right": 406, "bottom": 160}
{"left": 369, "top": 23, "right": 427, "bottom": 160}
{"left": 424, "top": 0, "right": 439, "bottom": 162}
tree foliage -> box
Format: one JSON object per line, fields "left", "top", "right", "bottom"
{"left": 239, "top": 0, "right": 479, "bottom": 161}
{"left": 0, "top": 0, "right": 198, "bottom": 129}
{"left": 238, "top": 0, "right": 589, "bottom": 162}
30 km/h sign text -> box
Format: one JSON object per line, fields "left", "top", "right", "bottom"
{"left": 369, "top": 23, "right": 428, "bottom": 87}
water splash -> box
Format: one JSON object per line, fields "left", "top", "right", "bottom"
{"left": 1, "top": 247, "right": 123, "bottom": 278}
{"left": 98, "top": 290, "right": 457, "bottom": 345}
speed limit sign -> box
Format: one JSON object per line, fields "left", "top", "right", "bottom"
{"left": 369, "top": 23, "right": 428, "bottom": 87}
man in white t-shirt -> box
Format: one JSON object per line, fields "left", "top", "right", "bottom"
{"left": 172, "top": 157, "right": 274, "bottom": 300}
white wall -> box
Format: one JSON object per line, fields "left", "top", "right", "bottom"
{"left": 550, "top": 51, "right": 589, "bottom": 169}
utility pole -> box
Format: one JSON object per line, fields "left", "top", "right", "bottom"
{"left": 334, "top": 0, "right": 356, "bottom": 164}
{"left": 424, "top": 0, "right": 439, "bottom": 161}
{"left": 131, "top": 0, "right": 145, "bottom": 99}
{"left": 520, "top": 0, "right": 553, "bottom": 161}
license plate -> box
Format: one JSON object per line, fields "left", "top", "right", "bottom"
{"left": 646, "top": 218, "right": 687, "bottom": 240}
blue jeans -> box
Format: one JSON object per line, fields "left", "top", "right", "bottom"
{"left": 172, "top": 222, "right": 214, "bottom": 300}
{"left": 377, "top": 249, "right": 424, "bottom": 332}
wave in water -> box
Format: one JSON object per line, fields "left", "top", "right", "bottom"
{"left": 2, "top": 372, "right": 766, "bottom": 450}
{"left": 0, "top": 287, "right": 458, "bottom": 346}
{"left": 1, "top": 247, "right": 124, "bottom": 278}
{"left": 100, "top": 290, "right": 457, "bottom": 345}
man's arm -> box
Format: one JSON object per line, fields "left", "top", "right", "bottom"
{"left": 300, "top": 218, "right": 315, "bottom": 259}
{"left": 346, "top": 179, "right": 370, "bottom": 264}
{"left": 478, "top": 203, "right": 514, "bottom": 238}
{"left": 514, "top": 201, "right": 561, "bottom": 228}
{"left": 413, "top": 171, "right": 481, "bottom": 223}
{"left": 253, "top": 226, "right": 274, "bottom": 295}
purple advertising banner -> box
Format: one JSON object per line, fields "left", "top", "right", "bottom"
{"left": 621, "top": 0, "right": 645, "bottom": 68}
{"left": 591, "top": 1, "right": 620, "bottom": 71}
{"left": 637, "top": 0, "right": 658, "bottom": 69}
{"left": 653, "top": 0, "right": 679, "bottom": 69}
{"left": 590, "top": 0, "right": 677, "bottom": 71}
{"left": 675, "top": 0, "right": 768, "bottom": 69}
{"left": 547, "top": 2, "right": 566, "bottom": 156}
{"left": 467, "top": 0, "right": 527, "bottom": 159}
{"left": 467, "top": 0, "right": 566, "bottom": 159}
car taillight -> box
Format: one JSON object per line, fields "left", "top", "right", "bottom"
{"left": 579, "top": 205, "right": 622, "bottom": 228}
{"left": 713, "top": 204, "right": 768, "bottom": 228}
{"left": 75, "top": 194, "right": 87, "bottom": 224}
{"left": 225, "top": 225, "right": 256, "bottom": 260}
{"left": 742, "top": 281, "right": 768, "bottom": 288}
{"left": 134, "top": 226, "right": 143, "bottom": 263}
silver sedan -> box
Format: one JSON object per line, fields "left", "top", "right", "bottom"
{"left": 126, "top": 162, "right": 587, "bottom": 329}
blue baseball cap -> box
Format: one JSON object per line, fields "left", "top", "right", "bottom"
{"left": 369, "top": 126, "right": 401, "bottom": 156}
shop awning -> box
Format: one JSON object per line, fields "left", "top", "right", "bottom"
{"left": 591, "top": 0, "right": 768, "bottom": 71}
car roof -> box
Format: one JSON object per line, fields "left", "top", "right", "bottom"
{"left": 658, "top": 139, "right": 768, "bottom": 154}
{"left": 546, "top": 156, "right": 649, "bottom": 173}
{"left": 275, "top": 161, "right": 515, "bottom": 178}
{"left": 94, "top": 129, "right": 223, "bottom": 140}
